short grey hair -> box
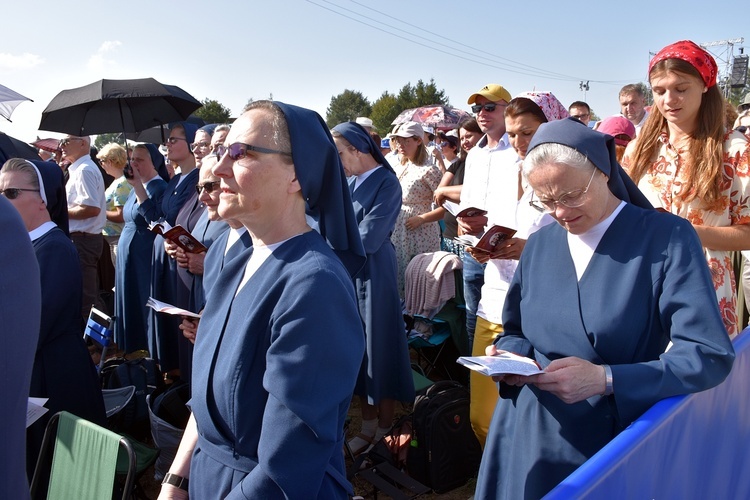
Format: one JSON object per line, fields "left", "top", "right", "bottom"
{"left": 214, "top": 124, "right": 231, "bottom": 135}
{"left": 522, "top": 143, "right": 596, "bottom": 180}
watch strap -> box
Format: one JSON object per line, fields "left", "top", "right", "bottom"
{"left": 162, "top": 473, "right": 189, "bottom": 491}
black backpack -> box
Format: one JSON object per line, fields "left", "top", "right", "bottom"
{"left": 104, "top": 357, "right": 165, "bottom": 440}
{"left": 151, "top": 380, "right": 191, "bottom": 429}
{"left": 406, "top": 380, "right": 482, "bottom": 493}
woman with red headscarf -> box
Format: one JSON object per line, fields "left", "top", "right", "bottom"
{"left": 623, "top": 40, "right": 750, "bottom": 339}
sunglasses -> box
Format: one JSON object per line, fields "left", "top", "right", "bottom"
{"left": 59, "top": 138, "right": 83, "bottom": 147}
{"left": 164, "top": 137, "right": 188, "bottom": 145}
{"left": 215, "top": 142, "right": 291, "bottom": 161}
{"left": 471, "top": 102, "right": 505, "bottom": 113}
{"left": 195, "top": 180, "right": 221, "bottom": 195}
{"left": 0, "top": 187, "right": 39, "bottom": 199}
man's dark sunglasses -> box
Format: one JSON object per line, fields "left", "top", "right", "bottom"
{"left": 471, "top": 102, "right": 505, "bottom": 113}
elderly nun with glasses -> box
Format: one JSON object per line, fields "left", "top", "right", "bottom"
{"left": 473, "top": 118, "right": 735, "bottom": 500}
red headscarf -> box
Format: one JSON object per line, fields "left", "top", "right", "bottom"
{"left": 648, "top": 40, "right": 718, "bottom": 88}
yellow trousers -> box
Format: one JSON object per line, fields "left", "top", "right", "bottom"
{"left": 469, "top": 316, "right": 503, "bottom": 448}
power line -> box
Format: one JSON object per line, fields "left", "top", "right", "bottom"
{"left": 307, "top": 0, "right": 634, "bottom": 86}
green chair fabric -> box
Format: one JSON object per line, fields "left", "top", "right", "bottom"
{"left": 31, "top": 411, "right": 136, "bottom": 500}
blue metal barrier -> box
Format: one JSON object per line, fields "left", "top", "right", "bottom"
{"left": 547, "top": 329, "right": 750, "bottom": 499}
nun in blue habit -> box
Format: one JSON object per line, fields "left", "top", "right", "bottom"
{"left": 114, "top": 144, "right": 168, "bottom": 353}
{"left": 473, "top": 118, "right": 735, "bottom": 499}
{"left": 146, "top": 122, "right": 199, "bottom": 371}
{"left": 0, "top": 159, "right": 106, "bottom": 477}
{"left": 160, "top": 101, "right": 366, "bottom": 499}
{"left": 332, "top": 121, "right": 414, "bottom": 453}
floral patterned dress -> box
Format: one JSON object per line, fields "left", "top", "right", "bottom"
{"left": 623, "top": 131, "right": 750, "bottom": 338}
{"left": 392, "top": 159, "right": 443, "bottom": 295}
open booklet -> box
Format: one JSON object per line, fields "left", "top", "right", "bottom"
{"left": 453, "top": 225, "right": 516, "bottom": 253}
{"left": 456, "top": 353, "right": 543, "bottom": 377}
{"left": 442, "top": 201, "right": 488, "bottom": 219}
{"left": 148, "top": 219, "right": 207, "bottom": 254}
{"left": 146, "top": 297, "right": 202, "bottom": 319}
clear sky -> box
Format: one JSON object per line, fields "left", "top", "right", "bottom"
{"left": 0, "top": 0, "right": 747, "bottom": 143}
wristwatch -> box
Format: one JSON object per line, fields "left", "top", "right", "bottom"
{"left": 602, "top": 364, "right": 614, "bottom": 396}
{"left": 162, "top": 473, "right": 189, "bottom": 491}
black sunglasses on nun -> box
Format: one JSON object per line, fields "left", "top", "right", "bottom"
{"left": 195, "top": 181, "right": 221, "bottom": 195}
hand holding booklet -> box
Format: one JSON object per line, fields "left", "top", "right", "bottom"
{"left": 453, "top": 225, "right": 516, "bottom": 253}
{"left": 146, "top": 297, "right": 202, "bottom": 319}
{"left": 442, "top": 201, "right": 487, "bottom": 219}
{"left": 149, "top": 219, "right": 207, "bottom": 254}
{"left": 457, "top": 352, "right": 543, "bottom": 377}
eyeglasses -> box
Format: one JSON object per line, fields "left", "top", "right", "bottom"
{"left": 191, "top": 142, "right": 210, "bottom": 150}
{"left": 195, "top": 180, "right": 221, "bottom": 195}
{"left": 164, "top": 137, "right": 188, "bottom": 145}
{"left": 59, "top": 138, "right": 83, "bottom": 147}
{"left": 529, "top": 169, "right": 598, "bottom": 213}
{"left": 391, "top": 136, "right": 413, "bottom": 144}
{"left": 0, "top": 187, "right": 39, "bottom": 200}
{"left": 215, "top": 142, "right": 291, "bottom": 161}
{"left": 471, "top": 102, "right": 505, "bottom": 114}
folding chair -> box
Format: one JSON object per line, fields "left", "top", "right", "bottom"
{"left": 404, "top": 256, "right": 468, "bottom": 381}
{"left": 30, "top": 411, "right": 137, "bottom": 500}
{"left": 408, "top": 325, "right": 452, "bottom": 380}
{"left": 83, "top": 307, "right": 114, "bottom": 372}
{"left": 102, "top": 385, "right": 136, "bottom": 419}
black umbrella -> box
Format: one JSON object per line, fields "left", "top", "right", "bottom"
{"left": 39, "top": 78, "right": 202, "bottom": 136}
{"left": 125, "top": 114, "right": 206, "bottom": 144}
{"left": 0, "top": 132, "right": 42, "bottom": 164}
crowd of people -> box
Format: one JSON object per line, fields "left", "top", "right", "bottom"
{"left": 0, "top": 39, "right": 745, "bottom": 499}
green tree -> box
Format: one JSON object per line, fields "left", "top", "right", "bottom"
{"left": 94, "top": 132, "right": 122, "bottom": 150}
{"left": 394, "top": 79, "right": 449, "bottom": 111}
{"left": 413, "top": 78, "right": 449, "bottom": 107}
{"left": 395, "top": 83, "right": 417, "bottom": 110}
{"left": 635, "top": 82, "right": 653, "bottom": 107}
{"left": 325, "top": 89, "right": 372, "bottom": 128}
{"left": 194, "top": 98, "right": 232, "bottom": 124}
{"left": 371, "top": 92, "right": 401, "bottom": 135}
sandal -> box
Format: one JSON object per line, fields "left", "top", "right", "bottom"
{"left": 347, "top": 432, "right": 375, "bottom": 457}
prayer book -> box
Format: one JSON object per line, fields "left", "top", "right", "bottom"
{"left": 453, "top": 225, "right": 516, "bottom": 253}
{"left": 149, "top": 219, "right": 207, "bottom": 254}
{"left": 456, "top": 353, "right": 543, "bottom": 377}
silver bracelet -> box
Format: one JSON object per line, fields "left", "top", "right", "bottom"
{"left": 602, "top": 364, "right": 614, "bottom": 396}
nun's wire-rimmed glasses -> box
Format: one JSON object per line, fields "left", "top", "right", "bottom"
{"left": 529, "top": 168, "right": 597, "bottom": 214}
